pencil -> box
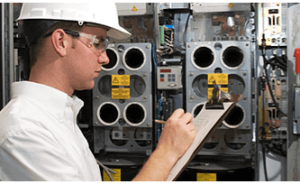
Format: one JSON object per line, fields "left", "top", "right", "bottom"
{"left": 155, "top": 119, "right": 166, "bottom": 124}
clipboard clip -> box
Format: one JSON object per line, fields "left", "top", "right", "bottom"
{"left": 205, "top": 81, "right": 231, "bottom": 110}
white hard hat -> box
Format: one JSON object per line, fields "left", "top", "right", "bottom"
{"left": 16, "top": 3, "right": 131, "bottom": 40}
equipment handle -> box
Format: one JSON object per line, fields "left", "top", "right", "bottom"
{"left": 294, "top": 48, "right": 300, "bottom": 74}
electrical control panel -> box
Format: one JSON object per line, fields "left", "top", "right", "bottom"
{"left": 157, "top": 66, "right": 182, "bottom": 89}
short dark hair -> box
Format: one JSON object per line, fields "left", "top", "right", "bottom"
{"left": 23, "top": 20, "right": 83, "bottom": 67}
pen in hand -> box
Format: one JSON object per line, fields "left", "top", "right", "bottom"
{"left": 154, "top": 119, "right": 166, "bottom": 124}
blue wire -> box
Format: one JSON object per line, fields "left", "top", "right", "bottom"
{"left": 152, "top": 3, "right": 157, "bottom": 71}
{"left": 152, "top": 43, "right": 157, "bottom": 70}
{"left": 157, "top": 96, "right": 163, "bottom": 140}
{"left": 151, "top": 11, "right": 159, "bottom": 140}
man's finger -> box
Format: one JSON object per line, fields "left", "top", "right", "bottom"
{"left": 179, "top": 112, "right": 193, "bottom": 124}
{"left": 169, "top": 108, "right": 185, "bottom": 120}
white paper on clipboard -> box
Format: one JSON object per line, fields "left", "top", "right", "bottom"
{"left": 167, "top": 102, "right": 234, "bottom": 181}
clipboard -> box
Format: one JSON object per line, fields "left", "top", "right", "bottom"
{"left": 167, "top": 94, "right": 241, "bottom": 181}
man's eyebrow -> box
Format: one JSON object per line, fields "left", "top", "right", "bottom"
{"left": 96, "top": 36, "right": 107, "bottom": 40}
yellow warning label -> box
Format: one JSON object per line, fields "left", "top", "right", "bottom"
{"left": 207, "top": 73, "right": 228, "bottom": 85}
{"left": 208, "top": 87, "right": 228, "bottom": 99}
{"left": 103, "top": 168, "right": 121, "bottom": 181}
{"left": 112, "top": 88, "right": 130, "bottom": 99}
{"left": 132, "top": 6, "right": 137, "bottom": 11}
{"left": 197, "top": 173, "right": 217, "bottom": 181}
{"left": 112, "top": 75, "right": 130, "bottom": 86}
{"left": 228, "top": 3, "right": 234, "bottom": 8}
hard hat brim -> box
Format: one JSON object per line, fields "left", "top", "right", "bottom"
{"left": 107, "top": 25, "right": 131, "bottom": 40}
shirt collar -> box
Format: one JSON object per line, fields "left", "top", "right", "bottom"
{"left": 11, "top": 81, "right": 84, "bottom": 122}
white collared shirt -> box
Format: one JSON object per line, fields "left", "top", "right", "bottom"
{"left": 0, "top": 81, "right": 101, "bottom": 181}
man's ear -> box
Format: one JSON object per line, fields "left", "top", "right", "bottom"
{"left": 51, "top": 29, "right": 68, "bottom": 57}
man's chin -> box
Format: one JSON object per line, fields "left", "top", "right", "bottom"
{"left": 75, "top": 83, "right": 94, "bottom": 91}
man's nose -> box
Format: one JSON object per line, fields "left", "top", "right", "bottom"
{"left": 98, "top": 51, "right": 110, "bottom": 65}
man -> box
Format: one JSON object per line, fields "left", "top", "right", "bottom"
{"left": 0, "top": 3, "right": 196, "bottom": 181}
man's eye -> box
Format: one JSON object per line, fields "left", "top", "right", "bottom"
{"left": 94, "top": 43, "right": 101, "bottom": 49}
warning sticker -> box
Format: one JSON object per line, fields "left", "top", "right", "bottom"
{"left": 228, "top": 3, "right": 234, "bottom": 8}
{"left": 197, "top": 173, "right": 217, "bottom": 181}
{"left": 103, "top": 168, "right": 121, "bottom": 181}
{"left": 208, "top": 87, "right": 228, "bottom": 99}
{"left": 112, "top": 75, "right": 130, "bottom": 86}
{"left": 207, "top": 73, "right": 228, "bottom": 85}
{"left": 112, "top": 88, "right": 130, "bottom": 99}
{"left": 132, "top": 6, "right": 137, "bottom": 11}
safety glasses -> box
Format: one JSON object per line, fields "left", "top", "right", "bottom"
{"left": 43, "top": 30, "right": 109, "bottom": 57}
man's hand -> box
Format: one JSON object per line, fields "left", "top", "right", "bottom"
{"left": 156, "top": 108, "right": 197, "bottom": 163}
{"left": 133, "top": 108, "right": 196, "bottom": 181}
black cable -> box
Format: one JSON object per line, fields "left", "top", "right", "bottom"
{"left": 265, "top": 143, "right": 285, "bottom": 157}
{"left": 265, "top": 60, "right": 286, "bottom": 70}
{"left": 274, "top": 55, "right": 287, "bottom": 67}
{"left": 282, "top": 55, "right": 288, "bottom": 63}
{"left": 280, "top": 144, "right": 287, "bottom": 157}
{"left": 262, "top": 142, "right": 268, "bottom": 181}
{"left": 183, "top": 13, "right": 191, "bottom": 47}
{"left": 276, "top": 142, "right": 287, "bottom": 157}
{"left": 263, "top": 55, "right": 287, "bottom": 70}
{"left": 262, "top": 55, "right": 287, "bottom": 116}
{"left": 260, "top": 127, "right": 269, "bottom": 181}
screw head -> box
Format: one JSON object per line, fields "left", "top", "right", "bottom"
{"left": 146, "top": 46, "right": 149, "bottom": 49}
{"left": 190, "top": 72, "right": 194, "bottom": 76}
{"left": 190, "top": 96, "right": 194, "bottom": 99}
{"left": 144, "top": 96, "right": 147, "bottom": 99}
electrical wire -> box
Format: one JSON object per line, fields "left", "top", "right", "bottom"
{"left": 152, "top": 43, "right": 157, "bottom": 70}
{"left": 157, "top": 96, "right": 163, "bottom": 140}
{"left": 262, "top": 55, "right": 287, "bottom": 116}
{"left": 265, "top": 143, "right": 286, "bottom": 157}
{"left": 162, "top": 27, "right": 185, "bottom": 54}
{"left": 260, "top": 126, "right": 269, "bottom": 181}
{"left": 251, "top": 3, "right": 256, "bottom": 11}
{"left": 183, "top": 13, "right": 191, "bottom": 47}
{"left": 96, "top": 159, "right": 116, "bottom": 181}
{"left": 278, "top": 142, "right": 287, "bottom": 156}
{"left": 261, "top": 138, "right": 269, "bottom": 181}
{"left": 274, "top": 55, "right": 287, "bottom": 67}
{"left": 260, "top": 78, "right": 268, "bottom": 181}
{"left": 265, "top": 56, "right": 287, "bottom": 70}
{"left": 152, "top": 2, "right": 158, "bottom": 66}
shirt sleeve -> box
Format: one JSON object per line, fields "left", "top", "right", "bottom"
{"left": 0, "top": 127, "right": 85, "bottom": 181}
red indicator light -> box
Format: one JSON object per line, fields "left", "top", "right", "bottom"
{"left": 160, "top": 69, "right": 171, "bottom": 73}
